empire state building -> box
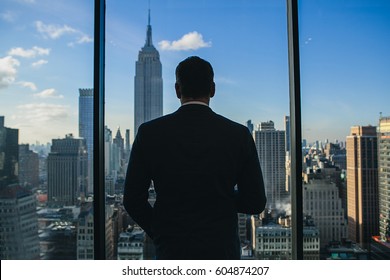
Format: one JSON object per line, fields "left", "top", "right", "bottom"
{"left": 134, "top": 10, "right": 163, "bottom": 136}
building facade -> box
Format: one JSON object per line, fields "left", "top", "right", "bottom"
{"left": 303, "top": 178, "right": 348, "bottom": 249}
{"left": 47, "top": 134, "right": 88, "bottom": 206}
{"left": 0, "top": 116, "right": 19, "bottom": 188}
{"left": 254, "top": 121, "right": 287, "bottom": 210}
{"left": 0, "top": 184, "right": 40, "bottom": 259}
{"left": 254, "top": 223, "right": 320, "bottom": 260}
{"left": 134, "top": 10, "right": 163, "bottom": 136}
{"left": 79, "top": 88, "right": 93, "bottom": 194}
{"left": 18, "top": 144, "right": 39, "bottom": 189}
{"left": 378, "top": 116, "right": 390, "bottom": 242}
{"left": 346, "top": 126, "right": 379, "bottom": 248}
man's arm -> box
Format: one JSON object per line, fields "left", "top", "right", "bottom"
{"left": 123, "top": 126, "right": 154, "bottom": 239}
{"left": 235, "top": 129, "right": 267, "bottom": 214}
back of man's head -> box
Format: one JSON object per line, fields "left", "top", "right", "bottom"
{"left": 175, "top": 56, "right": 214, "bottom": 99}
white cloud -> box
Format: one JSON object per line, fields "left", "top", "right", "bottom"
{"left": 18, "top": 81, "right": 37, "bottom": 91}
{"left": 0, "top": 56, "right": 20, "bottom": 89}
{"left": 68, "top": 35, "right": 93, "bottom": 47}
{"left": 35, "top": 21, "right": 77, "bottom": 39}
{"left": 16, "top": 103, "right": 69, "bottom": 121}
{"left": 1, "top": 11, "right": 17, "bottom": 22}
{"left": 31, "top": 59, "right": 48, "bottom": 68}
{"left": 305, "top": 37, "right": 313, "bottom": 45}
{"left": 8, "top": 46, "right": 50, "bottom": 58}
{"left": 158, "top": 31, "right": 212, "bottom": 51}
{"left": 34, "top": 88, "right": 64, "bottom": 99}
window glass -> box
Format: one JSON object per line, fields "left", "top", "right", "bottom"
{"left": 0, "top": 0, "right": 93, "bottom": 259}
{"left": 106, "top": 0, "right": 290, "bottom": 260}
{"left": 299, "top": 0, "right": 390, "bottom": 259}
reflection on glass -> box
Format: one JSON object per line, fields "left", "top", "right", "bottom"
{"left": 0, "top": 0, "right": 93, "bottom": 259}
{"left": 300, "top": 0, "right": 390, "bottom": 259}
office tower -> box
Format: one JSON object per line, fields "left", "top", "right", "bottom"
{"left": 0, "top": 184, "right": 39, "bottom": 259}
{"left": 303, "top": 179, "right": 348, "bottom": 249}
{"left": 77, "top": 202, "right": 94, "bottom": 260}
{"left": 346, "top": 126, "right": 379, "bottom": 248}
{"left": 113, "top": 127, "right": 124, "bottom": 173}
{"left": 284, "top": 116, "right": 290, "bottom": 153}
{"left": 284, "top": 116, "right": 291, "bottom": 193}
{"left": 324, "top": 142, "right": 346, "bottom": 170}
{"left": 0, "top": 116, "right": 19, "bottom": 188}
{"left": 47, "top": 134, "right": 88, "bottom": 206}
{"left": 378, "top": 116, "right": 390, "bottom": 242}
{"left": 125, "top": 129, "right": 131, "bottom": 159}
{"left": 254, "top": 121, "right": 287, "bottom": 210}
{"left": 134, "top": 10, "right": 163, "bottom": 136}
{"left": 113, "top": 127, "right": 124, "bottom": 160}
{"left": 79, "top": 88, "right": 93, "bottom": 194}
{"left": 246, "top": 120, "right": 254, "bottom": 134}
{"left": 105, "top": 126, "right": 112, "bottom": 176}
{"left": 18, "top": 144, "right": 39, "bottom": 189}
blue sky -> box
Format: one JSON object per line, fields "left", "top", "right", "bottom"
{"left": 1, "top": 0, "right": 389, "bottom": 144}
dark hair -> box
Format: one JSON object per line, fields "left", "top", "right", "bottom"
{"left": 175, "top": 56, "right": 214, "bottom": 98}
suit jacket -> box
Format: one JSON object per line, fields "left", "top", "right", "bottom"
{"left": 124, "top": 104, "right": 266, "bottom": 259}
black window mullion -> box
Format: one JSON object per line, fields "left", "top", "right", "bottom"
{"left": 93, "top": 0, "right": 106, "bottom": 260}
{"left": 287, "top": 0, "right": 303, "bottom": 260}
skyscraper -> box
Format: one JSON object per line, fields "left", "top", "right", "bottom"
{"left": 0, "top": 116, "right": 19, "bottom": 188}
{"left": 79, "top": 88, "right": 93, "bottom": 194}
{"left": 0, "top": 184, "right": 40, "bottom": 259}
{"left": 47, "top": 134, "right": 88, "bottom": 206}
{"left": 303, "top": 178, "right": 348, "bottom": 249}
{"left": 254, "top": 121, "right": 287, "bottom": 210}
{"left": 134, "top": 10, "right": 163, "bottom": 136}
{"left": 18, "top": 144, "right": 39, "bottom": 189}
{"left": 346, "top": 125, "right": 379, "bottom": 248}
{"left": 378, "top": 116, "right": 390, "bottom": 242}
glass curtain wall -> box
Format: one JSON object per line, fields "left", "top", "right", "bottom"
{"left": 0, "top": 0, "right": 94, "bottom": 259}
{"left": 105, "top": 0, "right": 291, "bottom": 260}
{"left": 299, "top": 0, "right": 390, "bottom": 259}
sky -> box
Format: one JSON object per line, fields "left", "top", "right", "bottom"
{"left": 0, "top": 0, "right": 389, "bottom": 145}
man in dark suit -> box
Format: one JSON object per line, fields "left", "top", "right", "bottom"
{"left": 124, "top": 56, "right": 266, "bottom": 260}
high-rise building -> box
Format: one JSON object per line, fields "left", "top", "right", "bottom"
{"left": 246, "top": 120, "right": 254, "bottom": 134}
{"left": 18, "top": 144, "right": 39, "bottom": 189}
{"left": 0, "top": 116, "right": 19, "bottom": 188}
{"left": 346, "top": 125, "right": 379, "bottom": 248}
{"left": 79, "top": 88, "right": 93, "bottom": 194}
{"left": 77, "top": 202, "right": 94, "bottom": 260}
{"left": 134, "top": 10, "right": 163, "bottom": 136}
{"left": 112, "top": 127, "right": 124, "bottom": 174}
{"left": 47, "top": 134, "right": 88, "bottom": 206}
{"left": 105, "top": 126, "right": 113, "bottom": 176}
{"left": 303, "top": 178, "right": 348, "bottom": 249}
{"left": 284, "top": 116, "right": 290, "bottom": 153}
{"left": 254, "top": 121, "right": 287, "bottom": 210}
{"left": 125, "top": 129, "right": 131, "bottom": 161}
{"left": 0, "top": 184, "right": 40, "bottom": 259}
{"left": 378, "top": 116, "right": 390, "bottom": 242}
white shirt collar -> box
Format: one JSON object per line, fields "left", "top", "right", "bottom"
{"left": 181, "top": 101, "right": 209, "bottom": 107}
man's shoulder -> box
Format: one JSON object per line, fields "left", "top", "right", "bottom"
{"left": 212, "top": 112, "right": 250, "bottom": 133}
{"left": 139, "top": 107, "right": 249, "bottom": 136}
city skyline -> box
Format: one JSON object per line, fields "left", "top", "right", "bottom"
{"left": 0, "top": 0, "right": 389, "bottom": 144}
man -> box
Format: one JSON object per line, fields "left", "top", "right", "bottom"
{"left": 124, "top": 56, "right": 266, "bottom": 260}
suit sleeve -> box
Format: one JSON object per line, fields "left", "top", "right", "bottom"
{"left": 235, "top": 129, "right": 267, "bottom": 214}
{"left": 123, "top": 125, "right": 154, "bottom": 239}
